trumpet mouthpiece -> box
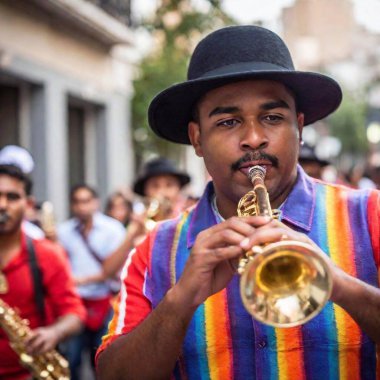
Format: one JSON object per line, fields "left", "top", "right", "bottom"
{"left": 248, "top": 165, "right": 266, "bottom": 183}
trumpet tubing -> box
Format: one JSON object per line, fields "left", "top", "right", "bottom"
{"left": 237, "top": 166, "right": 332, "bottom": 327}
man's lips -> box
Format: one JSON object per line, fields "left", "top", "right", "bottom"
{"left": 238, "top": 161, "right": 273, "bottom": 175}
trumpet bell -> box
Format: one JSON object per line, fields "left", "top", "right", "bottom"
{"left": 240, "top": 241, "right": 332, "bottom": 328}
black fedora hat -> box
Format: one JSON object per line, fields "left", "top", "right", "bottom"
{"left": 148, "top": 25, "right": 342, "bottom": 145}
{"left": 299, "top": 143, "right": 330, "bottom": 167}
{"left": 133, "top": 157, "right": 191, "bottom": 196}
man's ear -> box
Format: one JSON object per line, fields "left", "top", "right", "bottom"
{"left": 188, "top": 122, "right": 203, "bottom": 157}
{"left": 297, "top": 112, "right": 305, "bottom": 143}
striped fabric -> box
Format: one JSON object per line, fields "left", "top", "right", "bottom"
{"left": 98, "top": 166, "right": 379, "bottom": 380}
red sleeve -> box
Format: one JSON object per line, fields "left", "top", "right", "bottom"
{"left": 35, "top": 239, "right": 86, "bottom": 323}
{"left": 368, "top": 190, "right": 380, "bottom": 269}
{"left": 96, "top": 232, "right": 154, "bottom": 362}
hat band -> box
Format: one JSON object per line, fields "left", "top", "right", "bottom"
{"left": 193, "top": 61, "right": 294, "bottom": 80}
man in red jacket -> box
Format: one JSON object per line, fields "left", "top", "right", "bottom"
{"left": 0, "top": 164, "right": 86, "bottom": 380}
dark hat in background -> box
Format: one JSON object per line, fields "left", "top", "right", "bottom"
{"left": 133, "top": 157, "right": 191, "bottom": 196}
{"left": 299, "top": 143, "right": 330, "bottom": 167}
{"left": 148, "top": 25, "right": 342, "bottom": 145}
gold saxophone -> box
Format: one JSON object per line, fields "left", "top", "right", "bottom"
{"left": 0, "top": 298, "right": 70, "bottom": 380}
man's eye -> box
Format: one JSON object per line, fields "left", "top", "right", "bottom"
{"left": 7, "top": 193, "right": 21, "bottom": 201}
{"left": 263, "top": 114, "right": 283, "bottom": 122}
{"left": 216, "top": 119, "right": 239, "bottom": 127}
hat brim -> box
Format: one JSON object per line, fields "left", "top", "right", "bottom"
{"left": 299, "top": 157, "right": 330, "bottom": 167}
{"left": 148, "top": 69, "right": 342, "bottom": 145}
{"left": 133, "top": 172, "right": 191, "bottom": 196}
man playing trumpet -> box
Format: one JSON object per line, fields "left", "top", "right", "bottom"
{"left": 97, "top": 25, "right": 380, "bottom": 379}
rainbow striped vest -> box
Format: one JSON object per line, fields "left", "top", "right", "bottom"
{"left": 148, "top": 166, "right": 379, "bottom": 380}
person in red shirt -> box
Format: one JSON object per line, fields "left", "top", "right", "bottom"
{"left": 0, "top": 164, "right": 86, "bottom": 380}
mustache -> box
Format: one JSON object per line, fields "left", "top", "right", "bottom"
{"left": 0, "top": 212, "right": 10, "bottom": 224}
{"left": 231, "top": 151, "right": 279, "bottom": 172}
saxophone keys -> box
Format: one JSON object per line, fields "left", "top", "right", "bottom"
{"left": 0, "top": 271, "right": 8, "bottom": 294}
{"left": 20, "top": 352, "right": 33, "bottom": 364}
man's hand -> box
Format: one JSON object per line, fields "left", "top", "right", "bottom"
{"left": 25, "top": 314, "right": 83, "bottom": 355}
{"left": 25, "top": 326, "right": 60, "bottom": 355}
{"left": 172, "top": 215, "right": 271, "bottom": 309}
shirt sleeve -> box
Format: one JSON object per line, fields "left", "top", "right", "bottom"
{"left": 367, "top": 190, "right": 380, "bottom": 269}
{"left": 96, "top": 233, "right": 153, "bottom": 361}
{"left": 105, "top": 221, "right": 127, "bottom": 254}
{"left": 36, "top": 239, "right": 86, "bottom": 322}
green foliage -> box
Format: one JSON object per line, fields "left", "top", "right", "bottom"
{"left": 328, "top": 90, "right": 368, "bottom": 156}
{"left": 131, "top": 0, "right": 234, "bottom": 168}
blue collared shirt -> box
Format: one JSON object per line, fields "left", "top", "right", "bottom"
{"left": 58, "top": 212, "right": 125, "bottom": 299}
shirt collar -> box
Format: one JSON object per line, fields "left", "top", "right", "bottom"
{"left": 187, "top": 165, "right": 316, "bottom": 248}
{"left": 74, "top": 212, "right": 102, "bottom": 230}
{"left": 187, "top": 182, "right": 218, "bottom": 249}
{"left": 280, "top": 165, "right": 316, "bottom": 232}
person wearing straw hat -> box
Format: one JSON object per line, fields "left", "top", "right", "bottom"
{"left": 97, "top": 25, "right": 380, "bottom": 379}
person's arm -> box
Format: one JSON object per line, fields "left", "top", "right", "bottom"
{"left": 330, "top": 269, "right": 380, "bottom": 342}
{"left": 75, "top": 272, "right": 106, "bottom": 286}
{"left": 28, "top": 240, "right": 87, "bottom": 354}
{"left": 74, "top": 217, "right": 145, "bottom": 285}
{"left": 97, "top": 287, "right": 194, "bottom": 380}
{"left": 97, "top": 216, "right": 267, "bottom": 379}
{"left": 102, "top": 215, "right": 146, "bottom": 278}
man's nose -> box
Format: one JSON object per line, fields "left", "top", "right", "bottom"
{"left": 239, "top": 122, "right": 269, "bottom": 151}
{"left": 0, "top": 195, "right": 8, "bottom": 210}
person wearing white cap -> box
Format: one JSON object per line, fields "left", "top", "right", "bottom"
{"left": 0, "top": 146, "right": 44, "bottom": 239}
{"left": 0, "top": 145, "right": 35, "bottom": 174}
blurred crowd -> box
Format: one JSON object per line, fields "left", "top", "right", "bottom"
{"left": 298, "top": 142, "right": 380, "bottom": 190}
{"left": 0, "top": 143, "right": 379, "bottom": 379}
{"left": 0, "top": 145, "right": 198, "bottom": 380}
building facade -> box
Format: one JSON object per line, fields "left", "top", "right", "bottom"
{"left": 0, "top": 0, "right": 135, "bottom": 221}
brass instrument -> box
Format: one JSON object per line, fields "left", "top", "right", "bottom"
{"left": 143, "top": 197, "right": 173, "bottom": 230}
{"left": 237, "top": 165, "right": 332, "bottom": 327}
{"left": 40, "top": 201, "right": 55, "bottom": 234}
{"left": 0, "top": 298, "right": 70, "bottom": 380}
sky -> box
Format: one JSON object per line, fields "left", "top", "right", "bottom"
{"left": 223, "top": 0, "right": 380, "bottom": 33}
{"left": 133, "top": 0, "right": 380, "bottom": 34}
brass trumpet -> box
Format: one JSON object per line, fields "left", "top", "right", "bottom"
{"left": 142, "top": 196, "right": 173, "bottom": 231}
{"left": 237, "top": 165, "right": 332, "bottom": 327}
